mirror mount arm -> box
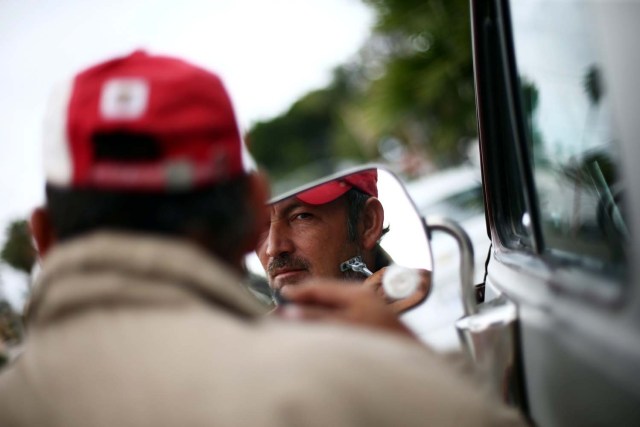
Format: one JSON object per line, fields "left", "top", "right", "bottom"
{"left": 425, "top": 216, "right": 477, "bottom": 316}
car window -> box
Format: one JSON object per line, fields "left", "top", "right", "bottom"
{"left": 509, "top": 0, "right": 628, "bottom": 276}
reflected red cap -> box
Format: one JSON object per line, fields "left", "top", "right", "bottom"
{"left": 296, "top": 170, "right": 378, "bottom": 205}
{"left": 43, "top": 50, "right": 248, "bottom": 191}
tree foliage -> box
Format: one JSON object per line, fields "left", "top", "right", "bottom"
{"left": 249, "top": 0, "right": 476, "bottom": 180}
{"left": 248, "top": 68, "right": 368, "bottom": 183}
{"left": 1, "top": 219, "right": 36, "bottom": 276}
{"left": 360, "top": 0, "right": 476, "bottom": 164}
{"left": 0, "top": 300, "right": 23, "bottom": 345}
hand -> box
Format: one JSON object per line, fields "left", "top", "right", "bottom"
{"left": 276, "top": 280, "right": 416, "bottom": 340}
{"left": 363, "top": 267, "right": 432, "bottom": 314}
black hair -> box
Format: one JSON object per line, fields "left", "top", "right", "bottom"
{"left": 345, "top": 188, "right": 389, "bottom": 243}
{"left": 46, "top": 175, "right": 254, "bottom": 255}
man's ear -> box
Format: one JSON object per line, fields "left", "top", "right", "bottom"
{"left": 30, "top": 206, "right": 56, "bottom": 258}
{"left": 360, "top": 197, "right": 385, "bottom": 251}
{"left": 242, "top": 171, "right": 270, "bottom": 253}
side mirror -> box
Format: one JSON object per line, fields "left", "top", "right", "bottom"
{"left": 246, "top": 165, "right": 434, "bottom": 336}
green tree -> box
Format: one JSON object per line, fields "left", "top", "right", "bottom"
{"left": 358, "top": 0, "right": 476, "bottom": 165}
{"left": 519, "top": 78, "right": 546, "bottom": 165}
{"left": 584, "top": 64, "right": 602, "bottom": 106}
{"left": 0, "top": 300, "right": 23, "bottom": 346}
{"left": 248, "top": 68, "right": 367, "bottom": 187}
{"left": 249, "top": 0, "right": 476, "bottom": 180}
{"left": 1, "top": 220, "right": 36, "bottom": 281}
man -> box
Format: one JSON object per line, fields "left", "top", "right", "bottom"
{"left": 256, "top": 171, "right": 430, "bottom": 313}
{"left": 0, "top": 51, "right": 525, "bottom": 426}
{"left": 258, "top": 172, "right": 382, "bottom": 288}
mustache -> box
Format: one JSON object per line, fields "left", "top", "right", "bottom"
{"left": 267, "top": 254, "right": 311, "bottom": 275}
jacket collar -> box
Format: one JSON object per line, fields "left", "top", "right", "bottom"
{"left": 29, "top": 231, "right": 267, "bottom": 323}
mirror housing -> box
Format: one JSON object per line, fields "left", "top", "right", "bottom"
{"left": 427, "top": 216, "right": 524, "bottom": 404}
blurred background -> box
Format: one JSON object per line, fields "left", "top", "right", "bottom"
{"left": 0, "top": 0, "right": 486, "bottom": 353}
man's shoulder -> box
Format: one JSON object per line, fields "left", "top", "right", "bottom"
{"left": 257, "top": 319, "right": 442, "bottom": 384}
{"left": 251, "top": 320, "right": 525, "bottom": 426}
{"left": 0, "top": 360, "right": 30, "bottom": 424}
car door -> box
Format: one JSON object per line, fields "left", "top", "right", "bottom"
{"left": 469, "top": 0, "right": 640, "bottom": 425}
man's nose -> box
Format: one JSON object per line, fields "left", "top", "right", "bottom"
{"left": 265, "top": 221, "right": 294, "bottom": 258}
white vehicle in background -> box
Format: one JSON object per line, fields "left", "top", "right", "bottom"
{"left": 404, "top": 164, "right": 490, "bottom": 351}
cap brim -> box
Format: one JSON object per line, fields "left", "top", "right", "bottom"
{"left": 296, "top": 181, "right": 352, "bottom": 205}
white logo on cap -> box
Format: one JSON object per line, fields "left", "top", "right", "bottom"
{"left": 100, "top": 78, "right": 149, "bottom": 120}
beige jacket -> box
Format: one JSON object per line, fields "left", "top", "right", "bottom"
{"left": 0, "top": 232, "right": 525, "bottom": 427}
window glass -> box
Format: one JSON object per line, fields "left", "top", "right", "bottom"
{"left": 426, "top": 185, "right": 484, "bottom": 223}
{"left": 509, "top": 1, "right": 627, "bottom": 271}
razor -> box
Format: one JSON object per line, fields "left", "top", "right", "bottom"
{"left": 340, "top": 256, "right": 373, "bottom": 277}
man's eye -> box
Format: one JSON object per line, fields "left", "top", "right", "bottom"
{"left": 292, "top": 212, "right": 313, "bottom": 221}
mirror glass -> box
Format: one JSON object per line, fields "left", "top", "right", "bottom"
{"left": 245, "top": 166, "right": 434, "bottom": 337}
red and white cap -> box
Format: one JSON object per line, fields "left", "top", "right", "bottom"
{"left": 43, "top": 50, "right": 254, "bottom": 191}
{"left": 296, "top": 170, "right": 378, "bottom": 205}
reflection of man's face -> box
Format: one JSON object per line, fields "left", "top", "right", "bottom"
{"left": 256, "top": 195, "right": 359, "bottom": 292}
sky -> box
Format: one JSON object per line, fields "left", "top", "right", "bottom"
{"left": 0, "top": 0, "right": 374, "bottom": 308}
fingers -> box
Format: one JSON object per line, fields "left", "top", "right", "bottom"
{"left": 387, "top": 268, "right": 432, "bottom": 314}
{"left": 276, "top": 304, "right": 336, "bottom": 322}
{"left": 417, "top": 268, "right": 432, "bottom": 298}
{"left": 276, "top": 278, "right": 418, "bottom": 341}
{"left": 284, "top": 268, "right": 433, "bottom": 313}
{"left": 280, "top": 280, "right": 370, "bottom": 308}
{"left": 276, "top": 283, "right": 367, "bottom": 325}
{"left": 362, "top": 267, "right": 386, "bottom": 289}
{"left": 363, "top": 268, "right": 388, "bottom": 300}
{"left": 369, "top": 267, "right": 432, "bottom": 313}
